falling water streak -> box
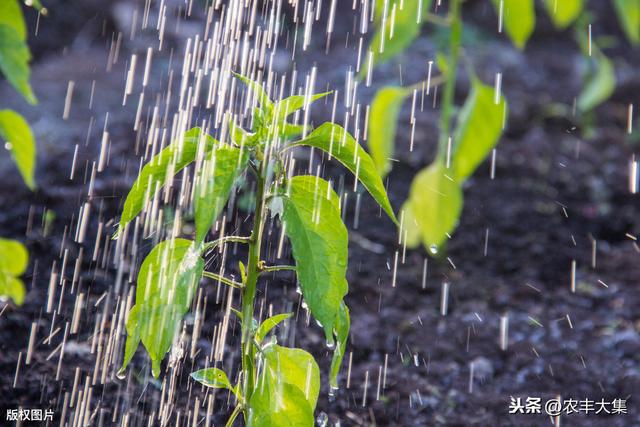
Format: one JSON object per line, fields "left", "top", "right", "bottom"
{"left": 361, "top": 370, "right": 369, "bottom": 407}
{"left": 63, "top": 80, "right": 75, "bottom": 119}
{"left": 421, "top": 258, "right": 428, "bottom": 289}
{"left": 570, "top": 260, "right": 577, "bottom": 293}
{"left": 440, "top": 282, "right": 450, "bottom": 316}
{"left": 499, "top": 314, "right": 509, "bottom": 351}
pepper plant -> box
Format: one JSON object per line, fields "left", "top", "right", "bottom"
{"left": 0, "top": 0, "right": 44, "bottom": 305}
{"left": 117, "top": 73, "right": 396, "bottom": 425}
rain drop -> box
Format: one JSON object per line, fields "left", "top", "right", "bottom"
{"left": 428, "top": 244, "right": 438, "bottom": 255}
{"left": 316, "top": 411, "right": 329, "bottom": 427}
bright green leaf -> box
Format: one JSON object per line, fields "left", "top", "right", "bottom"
{"left": 452, "top": 79, "right": 507, "bottom": 181}
{"left": 368, "top": 86, "right": 410, "bottom": 177}
{"left": 120, "top": 238, "right": 204, "bottom": 377}
{"left": 191, "top": 367, "right": 233, "bottom": 391}
{"left": 263, "top": 345, "right": 320, "bottom": 409}
{"left": 0, "top": 238, "right": 28, "bottom": 305}
{"left": 229, "top": 114, "right": 258, "bottom": 147}
{"left": 273, "top": 92, "right": 330, "bottom": 123}
{"left": 0, "top": 109, "right": 36, "bottom": 190}
{"left": 544, "top": 0, "right": 584, "bottom": 29}
{"left": 400, "top": 201, "right": 421, "bottom": 248}
{"left": 492, "top": 0, "right": 535, "bottom": 49}
{"left": 234, "top": 73, "right": 274, "bottom": 116}
{"left": 287, "top": 123, "right": 397, "bottom": 224}
{"left": 194, "top": 144, "right": 248, "bottom": 244}
{"left": 117, "top": 128, "right": 216, "bottom": 236}
{"left": 408, "top": 161, "right": 463, "bottom": 250}
{"left": 0, "top": 275, "right": 26, "bottom": 305}
{"left": 578, "top": 51, "right": 616, "bottom": 112}
{"left": 280, "top": 176, "right": 347, "bottom": 343}
{"left": 613, "top": 0, "right": 640, "bottom": 44}
{"left": 0, "top": 0, "right": 26, "bottom": 40}
{"left": 0, "top": 24, "right": 37, "bottom": 104}
{"left": 329, "top": 302, "right": 350, "bottom": 389}
{"left": 255, "top": 313, "right": 292, "bottom": 343}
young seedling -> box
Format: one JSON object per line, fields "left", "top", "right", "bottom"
{"left": 117, "top": 73, "right": 396, "bottom": 425}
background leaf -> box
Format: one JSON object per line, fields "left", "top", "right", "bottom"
{"left": 0, "top": 238, "right": 28, "bottom": 305}
{"left": 118, "top": 128, "right": 215, "bottom": 235}
{"left": 544, "top": 0, "right": 584, "bottom": 29}
{"left": 0, "top": 0, "right": 26, "bottom": 40}
{"left": 492, "top": 0, "right": 535, "bottom": 49}
{"left": 613, "top": 0, "right": 640, "bottom": 44}
{"left": 288, "top": 123, "right": 397, "bottom": 224}
{"left": 452, "top": 79, "right": 507, "bottom": 181}
{"left": 194, "top": 144, "right": 248, "bottom": 244}
{"left": 191, "top": 368, "right": 233, "bottom": 391}
{"left": 408, "top": 161, "right": 463, "bottom": 251}
{"left": 0, "top": 24, "right": 36, "bottom": 104}
{"left": 280, "top": 176, "right": 348, "bottom": 343}
{"left": 0, "top": 109, "right": 36, "bottom": 190}
{"left": 578, "top": 51, "right": 616, "bottom": 112}
{"left": 368, "top": 86, "right": 410, "bottom": 177}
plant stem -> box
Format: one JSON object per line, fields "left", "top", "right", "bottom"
{"left": 202, "top": 271, "right": 244, "bottom": 289}
{"left": 438, "top": 0, "right": 463, "bottom": 162}
{"left": 259, "top": 264, "right": 296, "bottom": 274}
{"left": 225, "top": 404, "right": 243, "bottom": 427}
{"left": 240, "top": 156, "right": 266, "bottom": 420}
{"left": 201, "top": 235, "right": 250, "bottom": 254}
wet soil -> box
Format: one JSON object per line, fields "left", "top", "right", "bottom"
{"left": 1, "top": 1, "right": 640, "bottom": 426}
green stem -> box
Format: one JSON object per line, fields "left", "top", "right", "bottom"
{"left": 259, "top": 264, "right": 296, "bottom": 274}
{"left": 202, "top": 271, "right": 244, "bottom": 289}
{"left": 438, "top": 0, "right": 463, "bottom": 162}
{"left": 225, "top": 404, "right": 243, "bottom": 427}
{"left": 240, "top": 154, "right": 267, "bottom": 420}
{"left": 201, "top": 235, "right": 251, "bottom": 254}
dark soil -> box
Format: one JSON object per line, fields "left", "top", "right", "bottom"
{"left": 1, "top": 1, "right": 640, "bottom": 426}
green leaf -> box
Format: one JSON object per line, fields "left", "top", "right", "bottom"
{"left": 191, "top": 368, "right": 233, "bottom": 391}
{"left": 287, "top": 123, "right": 397, "bottom": 224}
{"left": 117, "top": 128, "right": 216, "bottom": 236}
{"left": 0, "top": 238, "right": 28, "bottom": 305}
{"left": 408, "top": 161, "right": 463, "bottom": 250}
{"left": 120, "top": 238, "right": 204, "bottom": 377}
{"left": 613, "top": 0, "right": 640, "bottom": 44}
{"left": 0, "top": 109, "right": 36, "bottom": 190}
{"left": 399, "top": 201, "right": 421, "bottom": 249}
{"left": 255, "top": 313, "right": 292, "bottom": 343}
{"left": 544, "top": 0, "right": 583, "bottom": 29}
{"left": 0, "top": 24, "right": 36, "bottom": 104}
{"left": 578, "top": 51, "right": 616, "bottom": 112}
{"left": 329, "top": 302, "right": 350, "bottom": 389}
{"left": 363, "top": 0, "right": 430, "bottom": 76}
{"left": 273, "top": 92, "right": 330, "bottom": 123}
{"left": 279, "top": 176, "right": 347, "bottom": 343}
{"left": 492, "top": 0, "right": 535, "bottom": 49}
{"left": 368, "top": 86, "right": 410, "bottom": 177}
{"left": 452, "top": 79, "right": 507, "bottom": 181}
{"left": 248, "top": 345, "right": 319, "bottom": 426}
{"left": 0, "top": 0, "right": 26, "bottom": 41}
{"left": 234, "top": 73, "right": 274, "bottom": 115}
{"left": 194, "top": 144, "right": 248, "bottom": 244}
{"left": 229, "top": 114, "right": 258, "bottom": 147}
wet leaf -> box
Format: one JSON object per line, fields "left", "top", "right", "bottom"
{"left": 613, "top": 0, "right": 640, "bottom": 44}
{"left": 368, "top": 86, "right": 410, "bottom": 177}
{"left": 0, "top": 0, "right": 26, "bottom": 40}
{"left": 400, "top": 201, "right": 421, "bottom": 249}
{"left": 578, "top": 51, "right": 616, "bottom": 112}
{"left": 120, "top": 238, "right": 204, "bottom": 377}
{"left": 544, "top": 0, "right": 583, "bottom": 29}
{"left": 280, "top": 176, "right": 348, "bottom": 343}
{"left": 117, "top": 128, "right": 216, "bottom": 236}
{"left": 329, "top": 302, "right": 350, "bottom": 389}
{"left": 191, "top": 368, "right": 234, "bottom": 391}
{"left": 229, "top": 114, "right": 258, "bottom": 147}
{"left": 0, "top": 109, "right": 36, "bottom": 190}
{"left": 408, "top": 161, "right": 463, "bottom": 250}
{"left": 452, "top": 79, "right": 507, "bottom": 181}
{"left": 0, "top": 238, "right": 28, "bottom": 305}
{"left": 0, "top": 24, "right": 36, "bottom": 104}
{"left": 255, "top": 313, "right": 292, "bottom": 343}
{"left": 234, "top": 73, "right": 274, "bottom": 116}
{"left": 288, "top": 123, "right": 397, "bottom": 224}
{"left": 492, "top": 0, "right": 535, "bottom": 49}
{"left": 194, "top": 144, "right": 248, "bottom": 244}
{"left": 273, "top": 92, "right": 330, "bottom": 123}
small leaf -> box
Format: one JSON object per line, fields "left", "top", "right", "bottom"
{"left": 121, "top": 238, "right": 204, "bottom": 377}
{"left": 399, "top": 202, "right": 421, "bottom": 248}
{"left": 368, "top": 86, "right": 410, "bottom": 177}
{"left": 578, "top": 51, "right": 616, "bottom": 112}
{"left": 191, "top": 368, "right": 233, "bottom": 391}
{"left": 544, "top": 0, "right": 583, "bottom": 29}
{"left": 194, "top": 144, "right": 248, "bottom": 244}
{"left": 613, "top": 0, "right": 640, "bottom": 44}
{"left": 287, "top": 123, "right": 397, "bottom": 224}
{"left": 329, "top": 302, "right": 350, "bottom": 389}
{"left": 408, "top": 161, "right": 463, "bottom": 250}
{"left": 228, "top": 114, "right": 258, "bottom": 147}
{"left": 492, "top": 0, "right": 535, "bottom": 49}
{"left": 117, "top": 128, "right": 216, "bottom": 236}
{"left": 234, "top": 73, "right": 274, "bottom": 115}
{"left": 0, "top": 109, "right": 36, "bottom": 190}
{"left": 452, "top": 79, "right": 507, "bottom": 182}
{"left": 362, "top": 0, "right": 430, "bottom": 76}
{"left": 273, "top": 92, "right": 330, "bottom": 123}
{"left": 280, "top": 176, "right": 347, "bottom": 342}
{"left": 255, "top": 313, "right": 292, "bottom": 343}
{"left": 0, "top": 0, "right": 26, "bottom": 41}
{"left": 0, "top": 24, "right": 36, "bottom": 104}
{"left": 0, "top": 237, "right": 28, "bottom": 306}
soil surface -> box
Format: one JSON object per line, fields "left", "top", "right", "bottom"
{"left": 1, "top": 1, "right": 639, "bottom": 426}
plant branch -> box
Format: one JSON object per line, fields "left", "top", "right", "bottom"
{"left": 201, "top": 236, "right": 250, "bottom": 254}
{"left": 225, "top": 404, "right": 243, "bottom": 427}
{"left": 259, "top": 264, "right": 296, "bottom": 274}
{"left": 202, "top": 271, "right": 244, "bottom": 289}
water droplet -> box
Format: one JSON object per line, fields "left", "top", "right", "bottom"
{"left": 116, "top": 369, "right": 126, "bottom": 380}
{"left": 428, "top": 244, "right": 438, "bottom": 255}
{"left": 295, "top": 286, "right": 302, "bottom": 295}
{"left": 4, "top": 142, "right": 12, "bottom": 150}
{"left": 325, "top": 335, "right": 335, "bottom": 350}
{"left": 316, "top": 411, "right": 329, "bottom": 427}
